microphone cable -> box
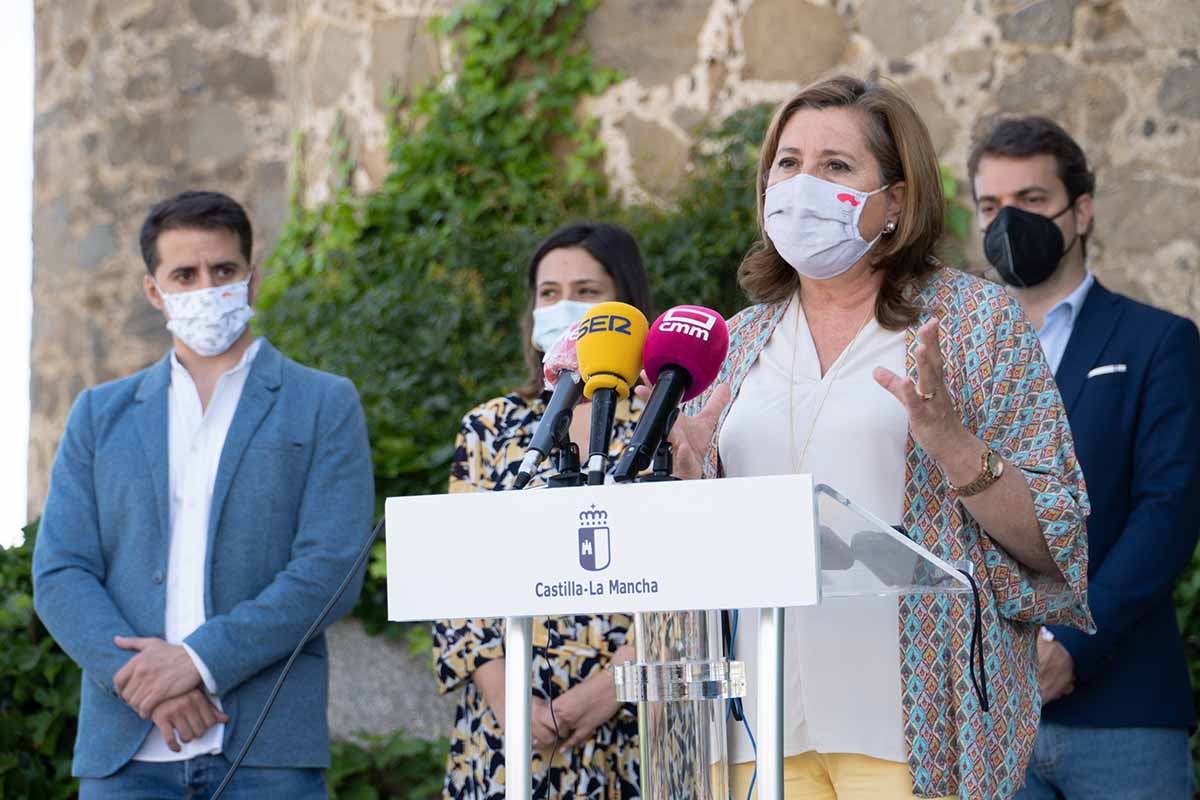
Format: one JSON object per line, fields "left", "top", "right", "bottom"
{"left": 726, "top": 609, "right": 756, "bottom": 800}
{"left": 210, "top": 516, "right": 385, "bottom": 800}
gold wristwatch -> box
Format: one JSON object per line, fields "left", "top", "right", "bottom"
{"left": 950, "top": 448, "right": 1003, "bottom": 497}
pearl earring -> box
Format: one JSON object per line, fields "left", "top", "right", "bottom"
{"left": 883, "top": 221, "right": 897, "bottom": 234}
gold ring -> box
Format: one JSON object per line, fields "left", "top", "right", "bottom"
{"left": 916, "top": 387, "right": 935, "bottom": 401}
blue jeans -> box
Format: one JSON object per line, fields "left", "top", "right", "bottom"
{"left": 78, "top": 754, "right": 327, "bottom": 800}
{"left": 1015, "top": 722, "right": 1193, "bottom": 800}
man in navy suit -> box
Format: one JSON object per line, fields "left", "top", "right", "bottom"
{"left": 33, "top": 191, "right": 374, "bottom": 798}
{"left": 969, "top": 117, "right": 1199, "bottom": 799}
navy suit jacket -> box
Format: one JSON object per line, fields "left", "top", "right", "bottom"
{"left": 1044, "top": 281, "right": 1200, "bottom": 730}
{"left": 33, "top": 340, "right": 374, "bottom": 777}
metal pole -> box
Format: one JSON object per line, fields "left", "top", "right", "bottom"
{"left": 504, "top": 615, "right": 533, "bottom": 800}
{"left": 756, "top": 607, "right": 784, "bottom": 800}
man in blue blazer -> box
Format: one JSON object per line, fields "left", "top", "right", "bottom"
{"left": 969, "top": 117, "right": 1199, "bottom": 798}
{"left": 33, "top": 191, "right": 375, "bottom": 798}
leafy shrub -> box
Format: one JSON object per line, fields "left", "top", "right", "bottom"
{"left": 0, "top": 519, "right": 81, "bottom": 800}
{"left": 255, "top": 0, "right": 624, "bottom": 633}
{"left": 1173, "top": 543, "right": 1200, "bottom": 787}
{"left": 328, "top": 731, "right": 448, "bottom": 800}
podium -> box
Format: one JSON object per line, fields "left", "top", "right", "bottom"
{"left": 386, "top": 475, "right": 971, "bottom": 800}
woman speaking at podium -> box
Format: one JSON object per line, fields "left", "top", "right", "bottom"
{"left": 432, "top": 222, "right": 652, "bottom": 799}
{"left": 669, "top": 76, "right": 1092, "bottom": 799}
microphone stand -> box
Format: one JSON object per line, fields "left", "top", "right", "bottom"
{"left": 505, "top": 407, "right": 582, "bottom": 800}
{"left": 614, "top": 409, "right": 743, "bottom": 799}
{"left": 546, "top": 415, "right": 585, "bottom": 488}
{"left": 633, "top": 409, "right": 680, "bottom": 484}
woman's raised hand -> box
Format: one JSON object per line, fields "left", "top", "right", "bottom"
{"left": 872, "top": 317, "right": 969, "bottom": 465}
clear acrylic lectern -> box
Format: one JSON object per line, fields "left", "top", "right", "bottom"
{"left": 612, "top": 482, "right": 972, "bottom": 800}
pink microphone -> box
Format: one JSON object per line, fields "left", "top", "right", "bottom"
{"left": 612, "top": 305, "right": 729, "bottom": 481}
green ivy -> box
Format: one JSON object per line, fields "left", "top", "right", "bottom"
{"left": 328, "top": 731, "right": 448, "bottom": 800}
{"left": 255, "top": 0, "right": 624, "bottom": 634}
{"left": 0, "top": 520, "right": 80, "bottom": 800}
{"left": 255, "top": 0, "right": 984, "bottom": 634}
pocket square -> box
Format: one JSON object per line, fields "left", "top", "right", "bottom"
{"left": 1087, "top": 363, "right": 1127, "bottom": 378}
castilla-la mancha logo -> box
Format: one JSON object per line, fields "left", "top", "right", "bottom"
{"left": 578, "top": 505, "right": 611, "bottom": 571}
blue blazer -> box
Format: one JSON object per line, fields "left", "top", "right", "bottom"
{"left": 33, "top": 340, "right": 374, "bottom": 778}
{"left": 1044, "top": 282, "right": 1200, "bottom": 730}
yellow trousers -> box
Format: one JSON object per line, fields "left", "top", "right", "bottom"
{"left": 729, "top": 752, "right": 954, "bottom": 800}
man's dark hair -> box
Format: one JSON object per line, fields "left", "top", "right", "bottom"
{"left": 139, "top": 190, "right": 253, "bottom": 274}
{"left": 967, "top": 116, "right": 1096, "bottom": 203}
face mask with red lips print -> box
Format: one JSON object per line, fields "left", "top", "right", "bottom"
{"left": 764, "top": 173, "right": 891, "bottom": 281}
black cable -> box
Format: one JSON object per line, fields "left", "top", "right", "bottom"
{"left": 959, "top": 570, "right": 990, "bottom": 713}
{"left": 210, "top": 516, "right": 385, "bottom": 800}
{"left": 544, "top": 678, "right": 562, "bottom": 798}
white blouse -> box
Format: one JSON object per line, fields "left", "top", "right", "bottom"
{"left": 719, "top": 295, "right": 909, "bottom": 765}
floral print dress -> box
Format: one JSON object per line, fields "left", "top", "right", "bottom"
{"left": 432, "top": 391, "right": 643, "bottom": 799}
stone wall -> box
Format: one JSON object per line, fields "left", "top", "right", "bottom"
{"left": 28, "top": 0, "right": 1200, "bottom": 749}
{"left": 30, "top": 0, "right": 1200, "bottom": 512}
{"left": 29, "top": 0, "right": 295, "bottom": 511}
{"left": 283, "top": 0, "right": 1200, "bottom": 321}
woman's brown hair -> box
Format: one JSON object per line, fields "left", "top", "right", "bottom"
{"left": 738, "top": 75, "right": 944, "bottom": 329}
{"left": 518, "top": 222, "right": 653, "bottom": 399}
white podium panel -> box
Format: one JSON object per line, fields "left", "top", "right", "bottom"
{"left": 386, "top": 474, "right": 818, "bottom": 622}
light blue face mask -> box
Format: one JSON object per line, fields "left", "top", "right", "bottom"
{"left": 531, "top": 299, "right": 595, "bottom": 353}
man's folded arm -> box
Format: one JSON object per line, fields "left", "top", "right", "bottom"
{"left": 185, "top": 378, "right": 374, "bottom": 694}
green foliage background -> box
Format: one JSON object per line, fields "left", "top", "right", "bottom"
{"left": 254, "top": 0, "right": 763, "bottom": 634}
{"left": 7, "top": 0, "right": 1198, "bottom": 795}
{"left": 0, "top": 521, "right": 78, "bottom": 800}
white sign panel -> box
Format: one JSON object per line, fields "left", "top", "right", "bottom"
{"left": 386, "top": 474, "right": 818, "bottom": 621}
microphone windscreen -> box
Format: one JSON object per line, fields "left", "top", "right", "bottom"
{"left": 575, "top": 301, "right": 649, "bottom": 400}
{"left": 542, "top": 321, "right": 582, "bottom": 389}
{"left": 643, "top": 305, "right": 729, "bottom": 402}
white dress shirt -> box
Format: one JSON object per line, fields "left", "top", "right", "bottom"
{"left": 719, "top": 296, "right": 909, "bottom": 765}
{"left": 1035, "top": 271, "right": 1094, "bottom": 374}
{"left": 134, "top": 338, "right": 262, "bottom": 762}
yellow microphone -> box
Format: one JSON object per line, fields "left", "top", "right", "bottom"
{"left": 575, "top": 302, "right": 649, "bottom": 484}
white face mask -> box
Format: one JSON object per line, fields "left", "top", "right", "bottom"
{"left": 155, "top": 274, "right": 255, "bottom": 357}
{"left": 531, "top": 299, "right": 595, "bottom": 353}
{"left": 764, "top": 173, "right": 891, "bottom": 280}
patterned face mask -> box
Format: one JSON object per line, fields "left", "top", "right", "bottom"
{"left": 155, "top": 274, "right": 254, "bottom": 357}
{"left": 764, "top": 173, "right": 891, "bottom": 280}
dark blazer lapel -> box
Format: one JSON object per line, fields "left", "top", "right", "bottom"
{"left": 1056, "top": 281, "right": 1122, "bottom": 414}
{"left": 207, "top": 341, "right": 283, "bottom": 547}
{"left": 133, "top": 355, "right": 173, "bottom": 546}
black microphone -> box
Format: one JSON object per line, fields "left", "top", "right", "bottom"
{"left": 585, "top": 390, "right": 619, "bottom": 486}
{"left": 611, "top": 368, "right": 687, "bottom": 482}
{"left": 512, "top": 370, "right": 584, "bottom": 490}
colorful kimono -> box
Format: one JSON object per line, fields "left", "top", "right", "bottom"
{"left": 432, "top": 392, "right": 642, "bottom": 799}
{"left": 687, "top": 266, "right": 1094, "bottom": 799}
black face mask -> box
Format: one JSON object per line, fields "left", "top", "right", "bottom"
{"left": 983, "top": 203, "right": 1077, "bottom": 288}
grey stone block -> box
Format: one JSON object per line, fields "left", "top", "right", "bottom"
{"left": 326, "top": 618, "right": 457, "bottom": 744}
